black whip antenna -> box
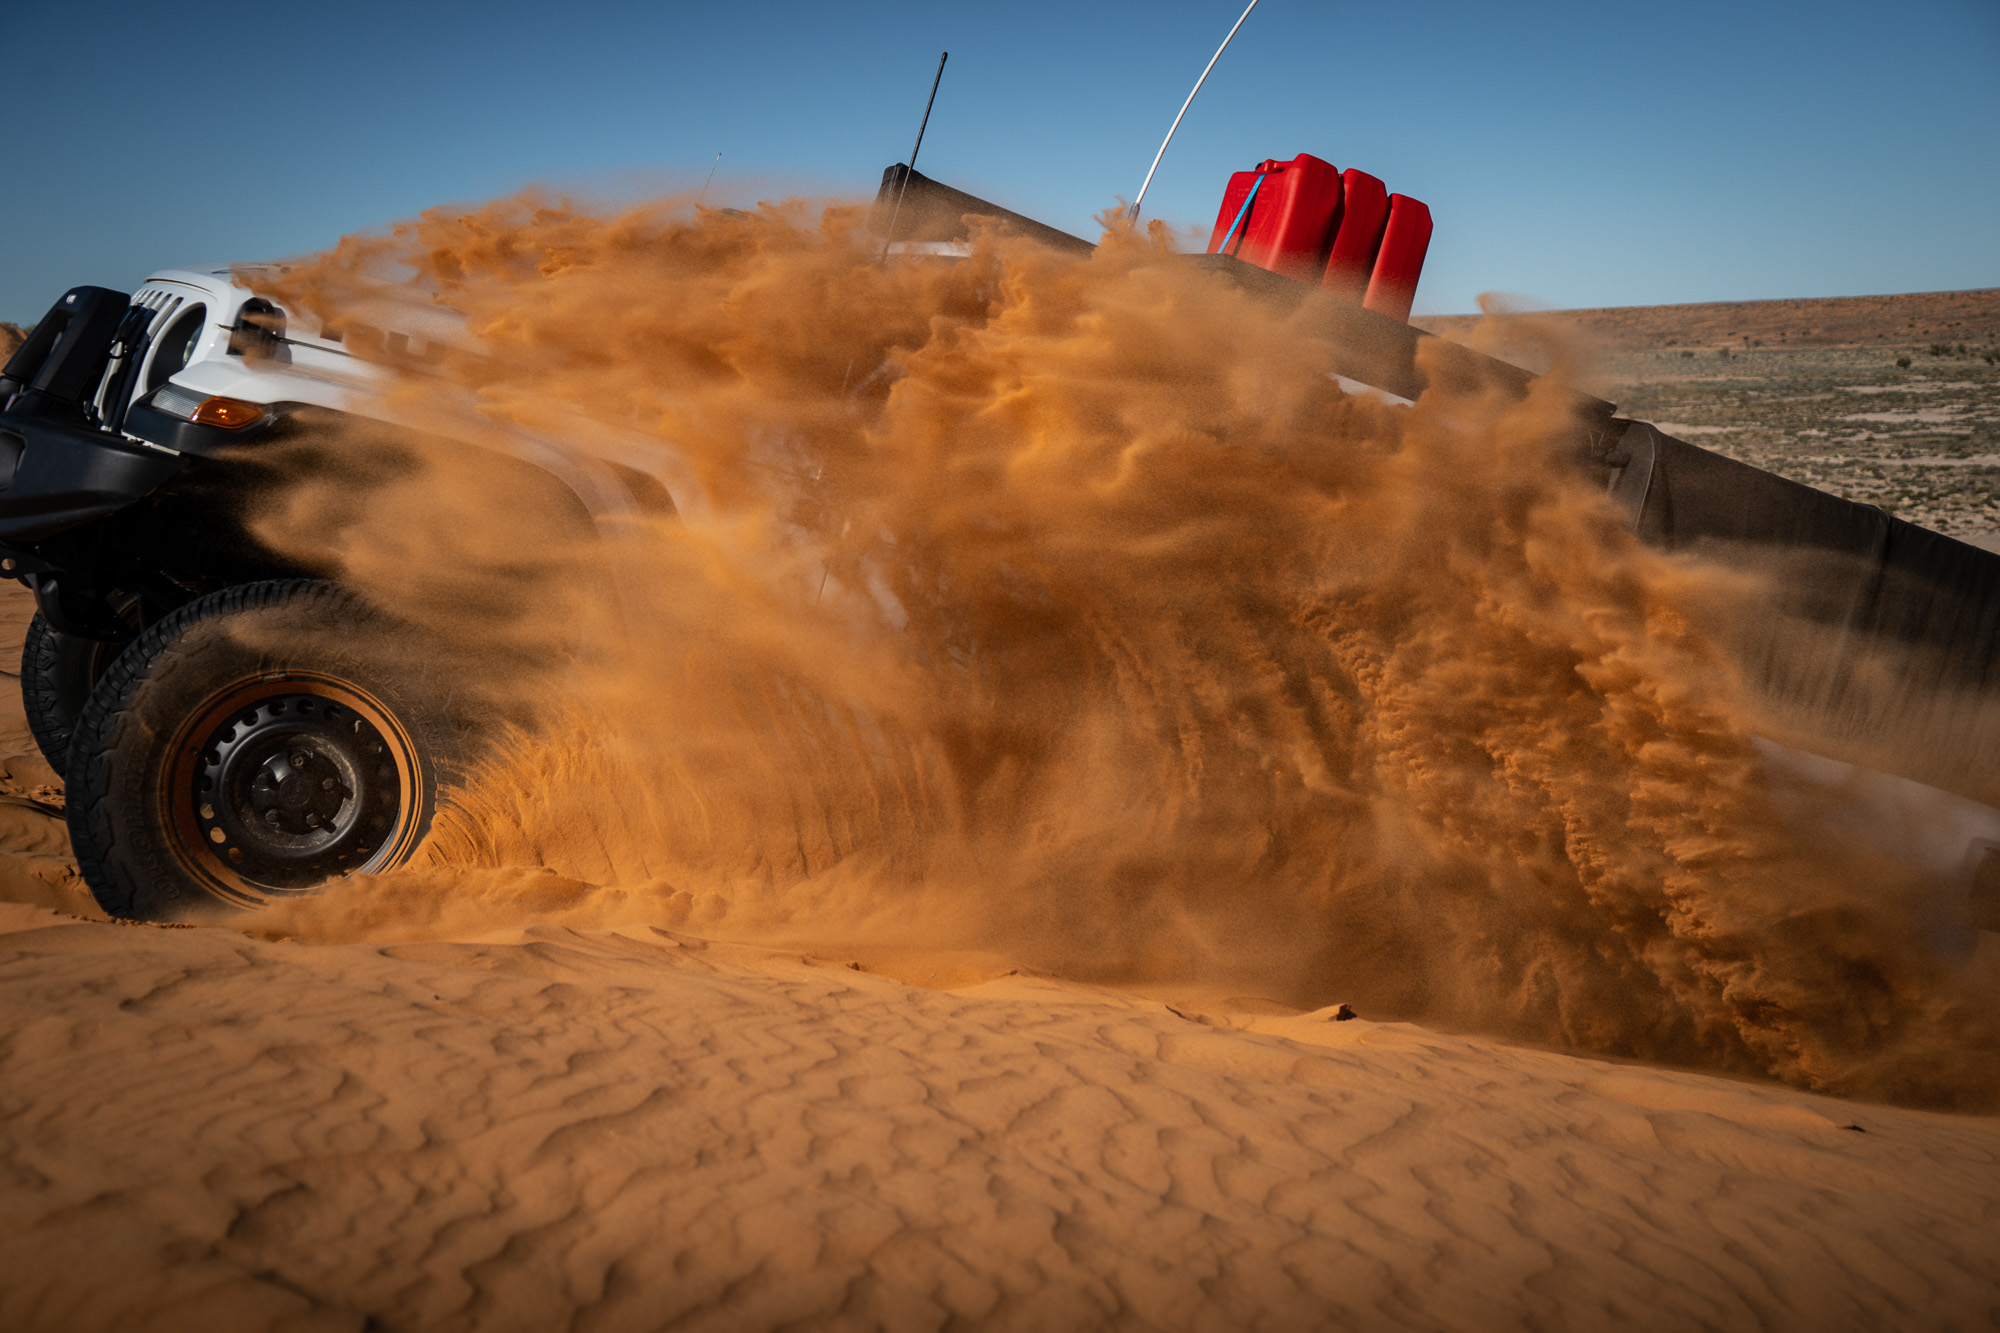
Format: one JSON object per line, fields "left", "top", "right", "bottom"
{"left": 880, "top": 51, "right": 949, "bottom": 264}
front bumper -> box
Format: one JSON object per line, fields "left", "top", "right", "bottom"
{"left": 0, "top": 406, "right": 187, "bottom": 544}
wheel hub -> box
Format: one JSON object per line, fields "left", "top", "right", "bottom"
{"left": 191, "top": 692, "right": 404, "bottom": 889}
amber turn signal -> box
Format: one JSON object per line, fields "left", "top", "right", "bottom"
{"left": 190, "top": 396, "right": 266, "bottom": 429}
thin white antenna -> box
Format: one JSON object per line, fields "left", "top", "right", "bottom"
{"left": 697, "top": 152, "right": 721, "bottom": 205}
{"left": 1128, "top": 0, "right": 1262, "bottom": 223}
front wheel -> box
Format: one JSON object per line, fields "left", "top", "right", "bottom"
{"left": 66, "top": 580, "right": 457, "bottom": 919}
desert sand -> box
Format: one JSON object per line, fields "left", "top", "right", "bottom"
{"left": 7, "top": 896, "right": 2000, "bottom": 1332}
{"left": 8, "top": 255, "right": 2000, "bottom": 1332}
{"left": 2, "top": 574, "right": 1998, "bottom": 1329}
{"left": 1417, "top": 287, "right": 2000, "bottom": 351}
{"left": 1422, "top": 289, "right": 2000, "bottom": 541}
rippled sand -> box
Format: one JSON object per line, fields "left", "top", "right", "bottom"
{"left": 2, "top": 583, "right": 1997, "bottom": 1330}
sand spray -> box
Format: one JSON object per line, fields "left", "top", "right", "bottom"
{"left": 237, "top": 196, "right": 1997, "bottom": 1107}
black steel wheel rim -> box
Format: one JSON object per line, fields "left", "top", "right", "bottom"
{"left": 181, "top": 688, "right": 409, "bottom": 892}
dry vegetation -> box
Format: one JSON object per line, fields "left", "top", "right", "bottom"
{"left": 1423, "top": 289, "right": 2000, "bottom": 541}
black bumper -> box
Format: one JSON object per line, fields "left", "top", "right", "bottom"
{"left": 0, "top": 409, "right": 186, "bottom": 545}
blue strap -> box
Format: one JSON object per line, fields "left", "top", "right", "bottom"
{"left": 1217, "top": 172, "right": 1268, "bottom": 255}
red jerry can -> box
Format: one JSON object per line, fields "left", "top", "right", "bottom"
{"left": 1362, "top": 194, "right": 1434, "bottom": 322}
{"left": 1320, "top": 169, "right": 1391, "bottom": 303}
{"left": 1205, "top": 153, "right": 1343, "bottom": 283}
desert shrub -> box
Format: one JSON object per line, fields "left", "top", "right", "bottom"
{"left": 1895, "top": 356, "right": 1912, "bottom": 369}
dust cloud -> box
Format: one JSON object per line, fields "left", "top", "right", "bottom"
{"left": 239, "top": 195, "right": 1997, "bottom": 1108}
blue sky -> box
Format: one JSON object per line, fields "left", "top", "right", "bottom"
{"left": 3, "top": 0, "right": 1995, "bottom": 323}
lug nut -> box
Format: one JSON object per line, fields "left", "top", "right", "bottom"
{"left": 306, "top": 813, "right": 320, "bottom": 828}
{"left": 322, "top": 778, "right": 337, "bottom": 790}
{"left": 265, "top": 810, "right": 280, "bottom": 824}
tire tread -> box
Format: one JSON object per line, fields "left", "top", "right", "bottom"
{"left": 66, "top": 580, "right": 427, "bottom": 920}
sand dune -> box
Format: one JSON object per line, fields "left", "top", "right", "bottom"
{"left": 0, "top": 584, "right": 93, "bottom": 918}
{"left": 1, "top": 570, "right": 1997, "bottom": 1329}
{"left": 7, "top": 230, "right": 2000, "bottom": 1325}
{"left": 5, "top": 906, "right": 2000, "bottom": 1330}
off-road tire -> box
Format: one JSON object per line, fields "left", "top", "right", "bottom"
{"left": 20, "top": 613, "right": 125, "bottom": 780}
{"left": 67, "top": 580, "right": 458, "bottom": 920}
